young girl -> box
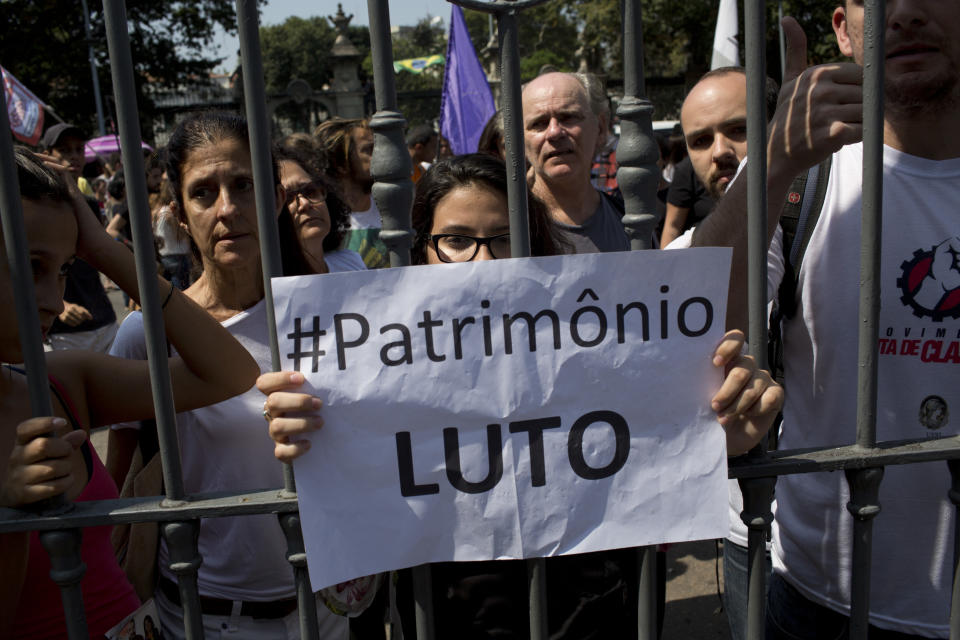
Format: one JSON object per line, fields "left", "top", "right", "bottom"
{"left": 258, "top": 153, "right": 783, "bottom": 638}
{"left": 0, "top": 147, "right": 259, "bottom": 638}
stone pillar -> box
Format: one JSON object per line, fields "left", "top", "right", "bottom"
{"left": 328, "top": 3, "right": 365, "bottom": 118}
{"left": 481, "top": 18, "right": 501, "bottom": 106}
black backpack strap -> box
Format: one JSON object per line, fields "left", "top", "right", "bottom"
{"left": 776, "top": 155, "right": 832, "bottom": 320}
{"left": 768, "top": 156, "right": 832, "bottom": 387}
{"left": 789, "top": 154, "right": 832, "bottom": 277}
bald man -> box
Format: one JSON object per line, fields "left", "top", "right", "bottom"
{"left": 522, "top": 72, "right": 630, "bottom": 253}
{"left": 661, "top": 68, "right": 778, "bottom": 247}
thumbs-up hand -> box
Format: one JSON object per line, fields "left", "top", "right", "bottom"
{"left": 767, "top": 17, "right": 864, "bottom": 184}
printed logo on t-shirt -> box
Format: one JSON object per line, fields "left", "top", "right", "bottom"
{"left": 877, "top": 237, "right": 960, "bottom": 365}
{"left": 898, "top": 237, "right": 960, "bottom": 322}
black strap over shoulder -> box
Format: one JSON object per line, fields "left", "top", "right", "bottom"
{"left": 776, "top": 155, "right": 833, "bottom": 320}
{"left": 768, "top": 156, "right": 832, "bottom": 386}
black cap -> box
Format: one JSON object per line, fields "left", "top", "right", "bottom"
{"left": 39, "top": 123, "right": 86, "bottom": 150}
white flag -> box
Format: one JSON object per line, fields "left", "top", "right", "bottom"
{"left": 711, "top": 0, "right": 740, "bottom": 69}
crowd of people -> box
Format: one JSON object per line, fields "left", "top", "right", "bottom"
{"left": 0, "top": 0, "right": 956, "bottom": 638}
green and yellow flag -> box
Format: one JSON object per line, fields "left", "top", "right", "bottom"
{"left": 393, "top": 55, "right": 444, "bottom": 74}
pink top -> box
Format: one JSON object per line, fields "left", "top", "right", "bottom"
{"left": 12, "top": 377, "right": 140, "bottom": 639}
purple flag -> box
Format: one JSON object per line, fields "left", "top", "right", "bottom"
{"left": 440, "top": 5, "right": 496, "bottom": 156}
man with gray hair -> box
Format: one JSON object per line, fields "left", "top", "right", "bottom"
{"left": 517, "top": 71, "right": 651, "bottom": 638}
{"left": 521, "top": 71, "right": 630, "bottom": 253}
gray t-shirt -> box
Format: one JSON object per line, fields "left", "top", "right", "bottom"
{"left": 552, "top": 192, "right": 630, "bottom": 254}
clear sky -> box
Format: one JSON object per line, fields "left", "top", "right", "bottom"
{"left": 213, "top": 0, "right": 456, "bottom": 73}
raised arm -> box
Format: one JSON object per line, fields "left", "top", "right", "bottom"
{"left": 691, "top": 18, "right": 863, "bottom": 332}
{"left": 105, "top": 212, "right": 127, "bottom": 241}
{"left": 40, "top": 155, "right": 259, "bottom": 428}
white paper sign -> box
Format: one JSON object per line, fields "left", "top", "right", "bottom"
{"left": 271, "top": 248, "right": 732, "bottom": 591}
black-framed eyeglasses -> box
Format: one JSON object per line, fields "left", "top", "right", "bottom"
{"left": 284, "top": 181, "right": 327, "bottom": 209}
{"left": 429, "top": 233, "right": 511, "bottom": 263}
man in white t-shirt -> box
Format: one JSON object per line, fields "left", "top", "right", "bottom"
{"left": 670, "top": 66, "right": 781, "bottom": 640}
{"left": 687, "top": 2, "right": 960, "bottom": 637}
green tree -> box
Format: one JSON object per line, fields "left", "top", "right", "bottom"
{"left": 463, "top": 5, "right": 579, "bottom": 81}
{"left": 570, "top": 0, "right": 841, "bottom": 84}
{"left": 362, "top": 17, "right": 447, "bottom": 127}
{"left": 568, "top": 0, "right": 842, "bottom": 117}
{"left": 260, "top": 16, "right": 370, "bottom": 95}
{"left": 765, "top": 1, "right": 845, "bottom": 75}
{"left": 0, "top": 0, "right": 248, "bottom": 141}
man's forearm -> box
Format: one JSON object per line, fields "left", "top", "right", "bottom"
{"left": 660, "top": 204, "right": 689, "bottom": 248}
{"left": 691, "top": 168, "right": 795, "bottom": 334}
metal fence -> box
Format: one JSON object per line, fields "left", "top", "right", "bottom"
{"left": 0, "top": 0, "right": 958, "bottom": 639}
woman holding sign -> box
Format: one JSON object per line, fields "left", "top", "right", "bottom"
{"left": 259, "top": 153, "right": 784, "bottom": 638}
{"left": 107, "top": 112, "right": 357, "bottom": 639}
{"left": 0, "top": 147, "right": 259, "bottom": 638}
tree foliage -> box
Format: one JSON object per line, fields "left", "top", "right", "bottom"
{"left": 486, "top": 0, "right": 843, "bottom": 118}
{"left": 260, "top": 16, "right": 370, "bottom": 95}
{"left": 0, "top": 0, "right": 245, "bottom": 141}
{"left": 361, "top": 18, "right": 447, "bottom": 127}
{"left": 766, "top": 0, "right": 846, "bottom": 74}
{"left": 570, "top": 0, "right": 842, "bottom": 84}
{"left": 463, "top": 5, "right": 579, "bottom": 81}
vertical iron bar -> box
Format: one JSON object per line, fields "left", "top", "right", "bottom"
{"left": 948, "top": 459, "right": 960, "bottom": 638}
{"left": 40, "top": 530, "right": 89, "bottom": 640}
{"left": 616, "top": 0, "right": 659, "bottom": 251}
{"left": 365, "top": 0, "right": 419, "bottom": 634}
{"left": 236, "top": 0, "right": 283, "bottom": 371}
{"left": 637, "top": 546, "right": 658, "bottom": 639}
{"left": 777, "top": 1, "right": 786, "bottom": 80}
{"left": 162, "top": 521, "right": 204, "bottom": 640}
{"left": 846, "top": 468, "right": 884, "bottom": 639}
{"left": 80, "top": 0, "right": 106, "bottom": 136}
{"left": 496, "top": 5, "right": 532, "bottom": 259}
{"left": 280, "top": 512, "right": 321, "bottom": 640}
{"left": 741, "top": 3, "right": 774, "bottom": 638}
{"left": 412, "top": 564, "right": 436, "bottom": 640}
{"left": 366, "top": 0, "right": 414, "bottom": 268}
{"left": 0, "top": 76, "right": 55, "bottom": 426}
{"left": 847, "top": 3, "right": 884, "bottom": 633}
{"left": 744, "top": 0, "right": 768, "bottom": 367}
{"left": 527, "top": 557, "right": 548, "bottom": 640}
{"left": 235, "top": 5, "right": 322, "bottom": 635}
{"left": 856, "top": 0, "right": 884, "bottom": 450}
{"left": 496, "top": 4, "right": 543, "bottom": 633}
{"left": 235, "top": 0, "right": 298, "bottom": 496}
{"left": 102, "top": 0, "right": 186, "bottom": 501}
{"left": 739, "top": 476, "right": 776, "bottom": 640}
{"left": 0, "top": 43, "right": 88, "bottom": 637}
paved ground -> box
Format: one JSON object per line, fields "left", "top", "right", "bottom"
{"left": 97, "top": 290, "right": 731, "bottom": 639}
{"left": 662, "top": 540, "right": 730, "bottom": 639}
